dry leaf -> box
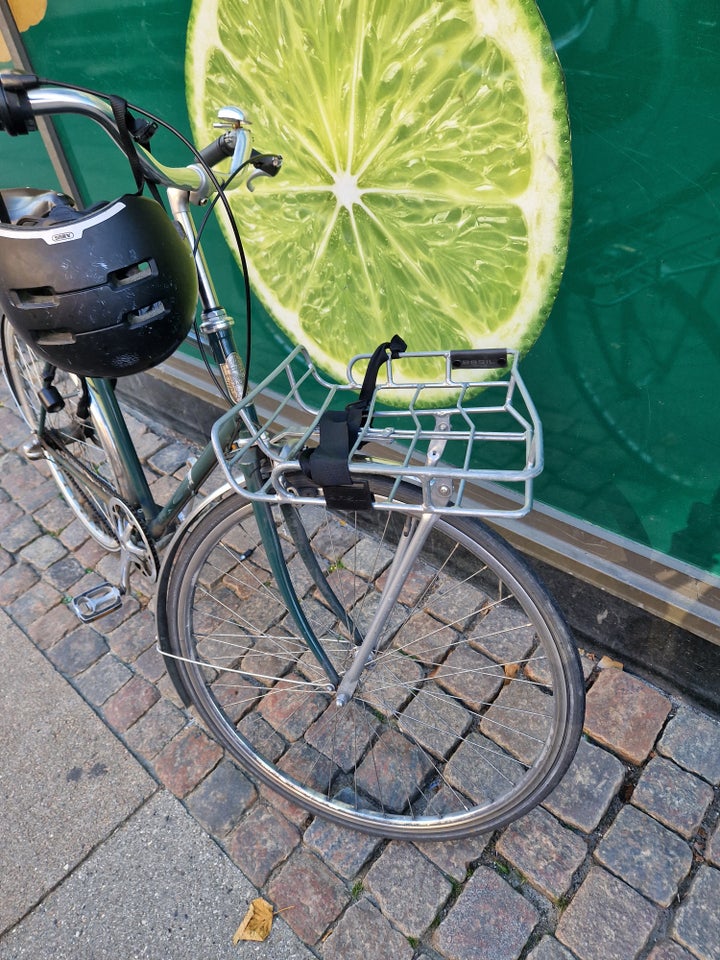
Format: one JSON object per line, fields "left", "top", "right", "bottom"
{"left": 233, "top": 898, "right": 274, "bottom": 944}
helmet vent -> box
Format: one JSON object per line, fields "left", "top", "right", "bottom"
{"left": 35, "top": 329, "right": 76, "bottom": 346}
{"left": 110, "top": 260, "right": 155, "bottom": 287}
{"left": 126, "top": 300, "right": 169, "bottom": 327}
{"left": 11, "top": 286, "right": 58, "bottom": 308}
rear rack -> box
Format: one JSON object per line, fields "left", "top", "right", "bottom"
{"left": 211, "top": 345, "right": 543, "bottom": 519}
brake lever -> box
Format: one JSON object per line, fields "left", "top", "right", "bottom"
{"left": 247, "top": 152, "right": 283, "bottom": 192}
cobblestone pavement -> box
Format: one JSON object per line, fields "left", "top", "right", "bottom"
{"left": 1, "top": 376, "right": 719, "bottom": 960}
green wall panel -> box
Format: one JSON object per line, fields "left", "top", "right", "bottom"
{"left": 2, "top": 0, "right": 719, "bottom": 577}
{"left": 535, "top": 1, "right": 720, "bottom": 574}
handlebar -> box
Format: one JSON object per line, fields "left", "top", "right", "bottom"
{"left": 0, "top": 71, "right": 283, "bottom": 383}
{"left": 0, "top": 73, "right": 281, "bottom": 202}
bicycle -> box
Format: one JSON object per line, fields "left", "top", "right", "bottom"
{"left": 0, "top": 73, "right": 585, "bottom": 840}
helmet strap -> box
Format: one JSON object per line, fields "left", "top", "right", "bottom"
{"left": 108, "top": 94, "right": 146, "bottom": 195}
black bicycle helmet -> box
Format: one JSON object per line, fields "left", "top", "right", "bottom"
{"left": 0, "top": 192, "right": 198, "bottom": 378}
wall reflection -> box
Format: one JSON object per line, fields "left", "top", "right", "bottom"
{"left": 533, "top": 0, "right": 720, "bottom": 573}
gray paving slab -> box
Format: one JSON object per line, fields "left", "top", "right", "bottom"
{"left": 496, "top": 806, "right": 587, "bottom": 901}
{"left": 432, "top": 867, "right": 539, "bottom": 960}
{"left": 527, "top": 938, "right": 577, "bottom": 960}
{"left": 0, "top": 611, "right": 154, "bottom": 935}
{"left": 672, "top": 865, "right": 720, "bottom": 960}
{"left": 658, "top": 707, "right": 720, "bottom": 786}
{"left": 708, "top": 820, "right": 720, "bottom": 867}
{"left": 0, "top": 791, "right": 314, "bottom": 960}
{"left": 363, "top": 842, "right": 453, "bottom": 937}
{"left": 594, "top": 805, "right": 692, "bottom": 907}
{"left": 632, "top": 756, "right": 714, "bottom": 840}
{"left": 543, "top": 736, "right": 625, "bottom": 833}
{"left": 555, "top": 866, "right": 659, "bottom": 960}
{"left": 322, "top": 898, "right": 414, "bottom": 960}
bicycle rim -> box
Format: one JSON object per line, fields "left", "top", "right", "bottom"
{"left": 2, "top": 317, "right": 123, "bottom": 550}
{"left": 164, "top": 480, "right": 585, "bottom": 839}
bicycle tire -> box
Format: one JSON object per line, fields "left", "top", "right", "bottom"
{"left": 162, "top": 478, "right": 585, "bottom": 839}
{"left": 1, "top": 316, "right": 127, "bottom": 551}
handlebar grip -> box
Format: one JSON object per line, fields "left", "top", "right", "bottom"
{"left": 0, "top": 75, "right": 38, "bottom": 136}
{"left": 198, "top": 131, "right": 236, "bottom": 168}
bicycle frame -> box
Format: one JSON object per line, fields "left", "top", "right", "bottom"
{"left": 74, "top": 360, "right": 344, "bottom": 686}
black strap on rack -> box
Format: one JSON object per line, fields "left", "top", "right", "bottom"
{"left": 109, "top": 95, "right": 145, "bottom": 194}
{"left": 299, "top": 334, "right": 407, "bottom": 510}
{"left": 108, "top": 94, "right": 161, "bottom": 201}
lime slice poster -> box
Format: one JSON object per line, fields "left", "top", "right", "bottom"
{"left": 186, "top": 0, "right": 572, "bottom": 384}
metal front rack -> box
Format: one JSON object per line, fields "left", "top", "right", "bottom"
{"left": 212, "top": 344, "right": 543, "bottom": 519}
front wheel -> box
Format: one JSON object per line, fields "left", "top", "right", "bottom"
{"left": 162, "top": 480, "right": 585, "bottom": 839}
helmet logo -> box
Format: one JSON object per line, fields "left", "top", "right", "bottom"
{"left": 50, "top": 231, "right": 76, "bottom": 243}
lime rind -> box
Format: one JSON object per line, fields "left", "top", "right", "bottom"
{"left": 186, "top": 0, "right": 572, "bottom": 395}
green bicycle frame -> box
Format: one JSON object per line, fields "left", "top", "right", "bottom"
{"left": 85, "top": 376, "right": 341, "bottom": 688}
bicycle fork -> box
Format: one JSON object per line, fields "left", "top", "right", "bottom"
{"left": 334, "top": 433, "right": 455, "bottom": 706}
{"left": 335, "top": 509, "right": 441, "bottom": 707}
{"left": 251, "top": 442, "right": 454, "bottom": 704}
{"left": 249, "top": 496, "right": 341, "bottom": 688}
{"left": 254, "top": 491, "right": 443, "bottom": 704}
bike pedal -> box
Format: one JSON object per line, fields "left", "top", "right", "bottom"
{"left": 71, "top": 583, "right": 123, "bottom": 623}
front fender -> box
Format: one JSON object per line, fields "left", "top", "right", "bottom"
{"left": 154, "top": 483, "right": 238, "bottom": 707}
